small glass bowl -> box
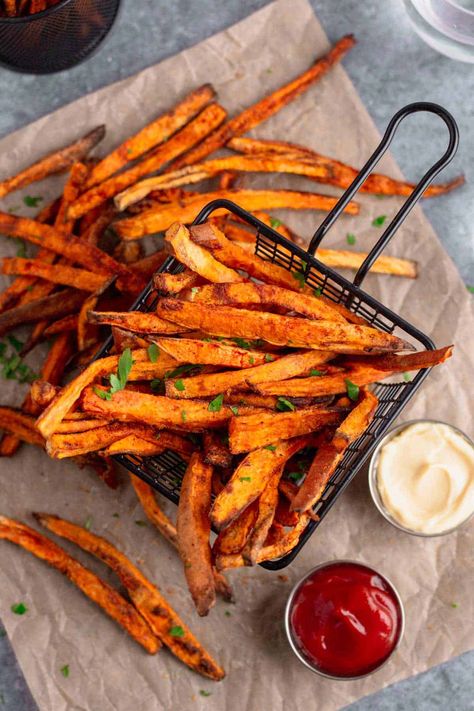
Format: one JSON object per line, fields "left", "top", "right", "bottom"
{"left": 368, "top": 419, "right": 474, "bottom": 537}
{"left": 284, "top": 560, "right": 405, "bottom": 680}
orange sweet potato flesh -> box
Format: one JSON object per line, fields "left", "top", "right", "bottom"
{"left": 291, "top": 389, "right": 378, "bottom": 512}
{"left": 87, "top": 310, "right": 190, "bottom": 335}
{"left": 46, "top": 422, "right": 162, "bottom": 458}
{"left": 130, "top": 475, "right": 179, "bottom": 547}
{"left": 43, "top": 314, "right": 78, "bottom": 337}
{"left": 102, "top": 435, "right": 166, "bottom": 457}
{"left": 157, "top": 337, "right": 270, "bottom": 369}
{"left": 228, "top": 407, "right": 342, "bottom": 454}
{"left": 156, "top": 299, "right": 411, "bottom": 355}
{"left": 241, "top": 468, "right": 281, "bottom": 565}
{"left": 1, "top": 258, "right": 106, "bottom": 293}
{"left": 0, "top": 407, "right": 44, "bottom": 446}
{"left": 0, "top": 125, "right": 105, "bottom": 198}
{"left": 153, "top": 268, "right": 201, "bottom": 295}
{"left": 213, "top": 500, "right": 259, "bottom": 556}
{"left": 35, "top": 513, "right": 224, "bottom": 680}
{"left": 177, "top": 452, "right": 216, "bottom": 616}
{"left": 202, "top": 431, "right": 232, "bottom": 468}
{"left": 86, "top": 84, "right": 215, "bottom": 188}
{"left": 0, "top": 516, "right": 159, "bottom": 654}
{"left": 0, "top": 289, "right": 86, "bottom": 337}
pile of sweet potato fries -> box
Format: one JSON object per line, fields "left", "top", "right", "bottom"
{"left": 1, "top": 0, "right": 59, "bottom": 16}
{"left": 0, "top": 36, "right": 457, "bottom": 678}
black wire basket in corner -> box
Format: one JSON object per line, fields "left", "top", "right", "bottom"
{"left": 98, "top": 102, "right": 459, "bottom": 570}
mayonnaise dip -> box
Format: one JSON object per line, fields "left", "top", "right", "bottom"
{"left": 376, "top": 422, "right": 474, "bottom": 534}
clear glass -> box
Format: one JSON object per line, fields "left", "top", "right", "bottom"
{"left": 403, "top": 0, "right": 474, "bottom": 62}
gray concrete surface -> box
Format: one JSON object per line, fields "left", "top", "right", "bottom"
{"left": 0, "top": 1, "right": 472, "bottom": 709}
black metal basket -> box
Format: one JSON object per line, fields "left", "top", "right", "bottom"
{"left": 0, "top": 0, "right": 120, "bottom": 74}
{"left": 103, "top": 102, "right": 458, "bottom": 569}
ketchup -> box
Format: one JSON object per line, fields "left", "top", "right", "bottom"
{"left": 289, "top": 562, "right": 403, "bottom": 678}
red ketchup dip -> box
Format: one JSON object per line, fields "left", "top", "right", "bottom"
{"left": 287, "top": 561, "right": 403, "bottom": 678}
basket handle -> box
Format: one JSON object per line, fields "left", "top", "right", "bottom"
{"left": 307, "top": 102, "right": 459, "bottom": 287}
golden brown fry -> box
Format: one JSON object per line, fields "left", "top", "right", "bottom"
{"left": 291, "top": 389, "right": 378, "bottom": 512}
{"left": 242, "top": 468, "right": 281, "bottom": 565}
{"left": 229, "top": 407, "right": 342, "bottom": 454}
{"left": 164, "top": 349, "right": 336, "bottom": 399}
{"left": 213, "top": 501, "right": 259, "bottom": 556}
{"left": 30, "top": 380, "right": 59, "bottom": 409}
{"left": 1, "top": 258, "right": 106, "bottom": 292}
{"left": 156, "top": 299, "right": 411, "bottom": 355}
{"left": 86, "top": 84, "right": 216, "bottom": 188}
{"left": 342, "top": 345, "right": 454, "bottom": 372}
{"left": 130, "top": 475, "right": 178, "bottom": 547}
{"left": 165, "top": 222, "right": 243, "bottom": 283}
{"left": 114, "top": 188, "right": 359, "bottom": 240}
{"left": 316, "top": 248, "right": 417, "bottom": 278}
{"left": 157, "top": 337, "right": 270, "bottom": 369}
{"left": 87, "top": 310, "right": 190, "bottom": 335}
{"left": 111, "top": 327, "right": 150, "bottom": 351}
{"left": 77, "top": 278, "right": 113, "bottom": 353}
{"left": 211, "top": 437, "right": 310, "bottom": 531}
{"left": 0, "top": 289, "right": 86, "bottom": 337}
{"left": 102, "top": 435, "right": 165, "bottom": 457}
{"left": 203, "top": 431, "right": 232, "bottom": 468}
{"left": 0, "top": 516, "right": 159, "bottom": 653}
{"left": 54, "top": 419, "right": 106, "bottom": 433}
{"left": 224, "top": 391, "right": 280, "bottom": 410}
{"left": 35, "top": 514, "right": 224, "bottom": 680}
{"left": 0, "top": 407, "right": 43, "bottom": 446}
{"left": 153, "top": 268, "right": 201, "bottom": 295}
{"left": 4, "top": 0, "right": 16, "bottom": 16}
{"left": 0, "top": 126, "right": 105, "bottom": 199}
{"left": 169, "top": 36, "right": 355, "bottom": 168}
{"left": 47, "top": 423, "right": 160, "bottom": 458}
{"left": 177, "top": 452, "right": 215, "bottom": 616}
{"left": 68, "top": 104, "right": 227, "bottom": 220}
{"left": 43, "top": 314, "right": 78, "bottom": 337}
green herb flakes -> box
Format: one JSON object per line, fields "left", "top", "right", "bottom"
{"left": 239, "top": 476, "right": 252, "bottom": 483}
{"left": 310, "top": 369, "right": 324, "bottom": 376}
{"left": 276, "top": 397, "right": 296, "bottom": 412}
{"left": 169, "top": 625, "right": 185, "bottom": 637}
{"left": 84, "top": 516, "right": 92, "bottom": 531}
{"left": 199, "top": 690, "right": 212, "bottom": 697}
{"left": 314, "top": 288, "right": 322, "bottom": 297}
{"left": 174, "top": 379, "right": 185, "bottom": 392}
{"left": 467, "top": 285, "right": 474, "bottom": 293}
{"left": 345, "top": 378, "right": 359, "bottom": 401}
{"left": 181, "top": 410, "right": 187, "bottom": 423}
{"left": 292, "top": 270, "right": 305, "bottom": 288}
{"left": 60, "top": 665, "right": 70, "bottom": 678}
{"left": 93, "top": 386, "right": 112, "bottom": 401}
{"left": 112, "top": 513, "right": 120, "bottom": 518}
{"left": 264, "top": 353, "right": 274, "bottom": 362}
{"left": 269, "top": 217, "right": 281, "bottom": 229}
{"left": 402, "top": 372, "right": 412, "bottom": 382}
{"left": 229, "top": 406, "right": 239, "bottom": 416}
{"left": 134, "top": 520, "right": 147, "bottom": 527}
{"left": 13, "top": 238, "right": 27, "bottom": 257}
{"left": 264, "top": 444, "right": 277, "bottom": 452}
{"left": 249, "top": 356, "right": 255, "bottom": 365}
{"left": 23, "top": 195, "right": 43, "bottom": 208}
{"left": 11, "top": 602, "right": 27, "bottom": 615}
{"left": 150, "top": 379, "right": 162, "bottom": 391}
{"left": 208, "top": 393, "right": 224, "bottom": 412}
{"left": 451, "top": 602, "right": 459, "bottom": 608}
{"left": 288, "top": 471, "right": 303, "bottom": 482}
{"left": 346, "top": 233, "right": 356, "bottom": 246}
{"left": 147, "top": 343, "right": 159, "bottom": 363}
{"left": 372, "top": 215, "right": 387, "bottom": 227}
{"left": 224, "top": 610, "right": 231, "bottom": 617}
{"left": 7, "top": 335, "right": 23, "bottom": 352}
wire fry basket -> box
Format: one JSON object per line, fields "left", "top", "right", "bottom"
{"left": 101, "top": 102, "right": 458, "bottom": 570}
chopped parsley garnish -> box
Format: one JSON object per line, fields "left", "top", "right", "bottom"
{"left": 23, "top": 195, "right": 43, "bottom": 208}
{"left": 0, "top": 337, "right": 37, "bottom": 383}
{"left": 96, "top": 348, "right": 134, "bottom": 400}
{"left": 191, "top": 287, "right": 200, "bottom": 296}
{"left": 239, "top": 476, "right": 252, "bottom": 482}
{"left": 372, "top": 215, "right": 387, "bottom": 227}
{"left": 7, "top": 335, "right": 23, "bottom": 352}
{"left": 314, "top": 288, "right": 322, "bottom": 297}
{"left": 150, "top": 379, "right": 162, "bottom": 391}
{"left": 224, "top": 610, "right": 231, "bottom": 617}
{"left": 7, "top": 205, "right": 20, "bottom": 213}
{"left": 0, "top": 627, "right": 5, "bottom": 638}
{"left": 199, "top": 690, "right": 212, "bottom": 697}
{"left": 402, "top": 372, "right": 412, "bottom": 382}
{"left": 232, "top": 337, "right": 253, "bottom": 350}
{"left": 264, "top": 353, "right": 274, "bottom": 362}
{"left": 169, "top": 625, "right": 185, "bottom": 637}
{"left": 249, "top": 356, "right": 255, "bottom": 365}
{"left": 229, "top": 406, "right": 239, "bottom": 416}
{"left": 467, "top": 285, "right": 474, "bottom": 293}
{"left": 84, "top": 516, "right": 92, "bottom": 531}
{"left": 292, "top": 270, "right": 306, "bottom": 288}
{"left": 13, "top": 238, "right": 27, "bottom": 257}
{"left": 269, "top": 217, "right": 282, "bottom": 229}
{"left": 346, "top": 233, "right": 356, "bottom": 246}
{"left": 208, "top": 393, "right": 224, "bottom": 412}
{"left": 181, "top": 410, "right": 187, "bottom": 423}
{"left": 147, "top": 343, "right": 159, "bottom": 363}
{"left": 60, "top": 665, "right": 70, "bottom": 678}
{"left": 451, "top": 602, "right": 459, "bottom": 608}
{"left": 134, "top": 520, "right": 147, "bottom": 527}
{"left": 187, "top": 433, "right": 200, "bottom": 446}
{"left": 93, "top": 386, "right": 112, "bottom": 400}
{"left": 264, "top": 444, "right": 277, "bottom": 452}
{"left": 11, "top": 602, "right": 27, "bottom": 615}
{"left": 112, "top": 513, "right": 120, "bottom": 518}
{"left": 165, "top": 364, "right": 200, "bottom": 379}
{"left": 276, "top": 397, "right": 296, "bottom": 412}
{"left": 174, "top": 379, "right": 185, "bottom": 392}
{"left": 310, "top": 369, "right": 324, "bottom": 376}
{"left": 288, "top": 471, "right": 303, "bottom": 482}
{"left": 345, "top": 378, "right": 359, "bottom": 401}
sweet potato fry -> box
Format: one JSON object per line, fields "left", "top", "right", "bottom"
{"left": 316, "top": 248, "right": 417, "bottom": 278}
{"left": 165, "top": 222, "right": 243, "bottom": 283}
{"left": 228, "top": 136, "right": 465, "bottom": 198}
{"left": 130, "top": 475, "right": 178, "bottom": 546}
{"left": 0, "top": 289, "right": 86, "bottom": 337}
{"left": 291, "top": 389, "right": 378, "bottom": 512}
{"left": 87, "top": 310, "right": 190, "bottom": 335}
{"left": 35, "top": 514, "right": 224, "bottom": 680}
{"left": 46, "top": 422, "right": 161, "bottom": 458}
{"left": 275, "top": 496, "right": 299, "bottom": 527}
{"left": 54, "top": 418, "right": 106, "bottom": 434}
{"left": 341, "top": 345, "right": 453, "bottom": 372}
{"left": 43, "top": 314, "right": 78, "bottom": 337}
{"left": 111, "top": 327, "right": 150, "bottom": 351}
{"left": 1, "top": 258, "right": 106, "bottom": 292}
{"left": 0, "top": 516, "right": 159, "bottom": 653}
{"left": 102, "top": 435, "right": 165, "bottom": 457}
{"left": 203, "top": 431, "right": 232, "bottom": 468}
{"left": 0, "top": 213, "right": 144, "bottom": 294}
{"left": 242, "top": 469, "right": 281, "bottom": 565}
{"left": 30, "top": 380, "right": 58, "bottom": 409}
{"left": 157, "top": 337, "right": 270, "bottom": 369}
{"left": 169, "top": 36, "right": 355, "bottom": 168}
{"left": 4, "top": 1, "right": 16, "bottom": 16}
{"left": 114, "top": 188, "right": 359, "bottom": 240}
{"left": 213, "top": 501, "right": 259, "bottom": 556}
{"left": 0, "top": 126, "right": 105, "bottom": 198}
{"left": 0, "top": 407, "right": 43, "bottom": 446}
{"left": 211, "top": 436, "right": 311, "bottom": 531}
{"left": 229, "top": 407, "right": 342, "bottom": 454}
{"left": 157, "top": 299, "right": 410, "bottom": 356}
{"left": 68, "top": 103, "right": 227, "bottom": 220}
{"left": 128, "top": 251, "right": 169, "bottom": 280}
{"left": 164, "top": 349, "right": 336, "bottom": 399}
{"left": 224, "top": 391, "right": 280, "bottom": 410}
{"left": 153, "top": 268, "right": 201, "bottom": 295}
{"left": 186, "top": 281, "right": 347, "bottom": 322}
{"left": 177, "top": 452, "right": 215, "bottom": 616}
{"left": 86, "top": 84, "right": 215, "bottom": 187}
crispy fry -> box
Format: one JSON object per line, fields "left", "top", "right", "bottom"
{"left": 114, "top": 188, "right": 359, "bottom": 240}
{"left": 342, "top": 345, "right": 454, "bottom": 372}
{"left": 211, "top": 437, "right": 310, "bottom": 531}
{"left": 35, "top": 514, "right": 224, "bottom": 679}
{"left": 177, "top": 452, "right": 215, "bottom": 616}
{"left": 275, "top": 496, "right": 299, "bottom": 527}
{"left": 157, "top": 337, "right": 270, "bottom": 369}
{"left": 87, "top": 310, "right": 190, "bottom": 335}
{"left": 213, "top": 501, "right": 259, "bottom": 556}
{"left": 0, "top": 126, "right": 105, "bottom": 198}
{"left": 68, "top": 104, "right": 227, "bottom": 220}
{"left": 47, "top": 423, "right": 160, "bottom": 458}
{"left": 169, "top": 36, "right": 355, "bottom": 168}
{"left": 0, "top": 289, "right": 86, "bottom": 337}
{"left": 316, "top": 248, "right": 417, "bottom": 278}
{"left": 102, "top": 435, "right": 164, "bottom": 456}
{"left": 228, "top": 136, "right": 465, "bottom": 198}
{"left": 164, "top": 349, "right": 336, "bottom": 399}
{"left": 30, "top": 380, "right": 58, "bottom": 409}
{"left": 0, "top": 516, "right": 159, "bottom": 653}
{"left": 1, "top": 257, "right": 106, "bottom": 292}
{"left": 86, "top": 84, "right": 216, "bottom": 187}
{"left": 153, "top": 268, "right": 201, "bottom": 295}
{"left": 131, "top": 475, "right": 178, "bottom": 546}
{"left": 242, "top": 469, "right": 281, "bottom": 565}
{"left": 77, "top": 278, "right": 113, "bottom": 352}
{"left": 127, "top": 250, "right": 168, "bottom": 279}
{"left": 229, "top": 407, "right": 342, "bottom": 454}
{"left": 54, "top": 418, "right": 106, "bottom": 434}
{"left": 203, "top": 431, "right": 232, "bottom": 468}
{"left": 165, "top": 222, "right": 243, "bottom": 283}
{"left": 43, "top": 314, "right": 78, "bottom": 337}
{"left": 4, "top": 0, "right": 16, "bottom": 16}
{"left": 224, "top": 391, "right": 280, "bottom": 410}
{"left": 291, "top": 389, "right": 378, "bottom": 512}
{"left": 0, "top": 407, "right": 43, "bottom": 446}
{"left": 111, "top": 327, "right": 150, "bottom": 351}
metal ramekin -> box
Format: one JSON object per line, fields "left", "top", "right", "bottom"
{"left": 284, "top": 560, "right": 405, "bottom": 680}
{"left": 368, "top": 419, "right": 474, "bottom": 537}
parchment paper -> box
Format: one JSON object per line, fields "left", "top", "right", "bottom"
{"left": 0, "top": 1, "right": 472, "bottom": 709}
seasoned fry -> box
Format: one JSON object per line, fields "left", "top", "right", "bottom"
{"left": 0, "top": 126, "right": 105, "bottom": 198}
{"left": 54, "top": 418, "right": 106, "bottom": 434}
{"left": 4, "top": 1, "right": 16, "bottom": 16}
{"left": 229, "top": 407, "right": 342, "bottom": 454}
{"left": 0, "top": 407, "right": 44, "bottom": 446}
{"left": 177, "top": 452, "right": 216, "bottom": 616}
{"left": 0, "top": 289, "right": 86, "bottom": 337}
{"left": 86, "top": 84, "right": 216, "bottom": 187}
{"left": 30, "top": 380, "right": 58, "bottom": 409}
{"left": 213, "top": 501, "right": 259, "bottom": 556}
{"left": 203, "top": 431, "right": 232, "bottom": 468}
{"left": 242, "top": 469, "right": 281, "bottom": 564}
{"left": 342, "top": 345, "right": 453, "bottom": 372}
{"left": 0, "top": 516, "right": 160, "bottom": 653}
{"left": 157, "top": 337, "right": 270, "bottom": 369}
{"left": 164, "top": 349, "right": 336, "bottom": 399}
{"left": 114, "top": 188, "right": 359, "bottom": 240}
{"left": 316, "top": 248, "right": 417, "bottom": 278}
{"left": 87, "top": 310, "right": 190, "bottom": 335}
{"left": 291, "top": 389, "right": 378, "bottom": 512}
{"left": 35, "top": 514, "right": 224, "bottom": 680}
{"left": 211, "top": 437, "right": 310, "bottom": 531}
{"left": 153, "top": 268, "right": 201, "bottom": 295}
{"left": 43, "top": 314, "right": 78, "bottom": 337}
{"left": 169, "top": 36, "right": 355, "bottom": 168}
{"left": 47, "top": 423, "right": 160, "bottom": 458}
{"left": 130, "top": 475, "right": 178, "bottom": 547}
{"left": 102, "top": 435, "right": 165, "bottom": 457}
{"left": 157, "top": 299, "right": 411, "bottom": 355}
{"left": 68, "top": 103, "right": 228, "bottom": 220}
{"left": 1, "top": 258, "right": 106, "bottom": 292}
{"left": 111, "top": 327, "right": 150, "bottom": 352}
